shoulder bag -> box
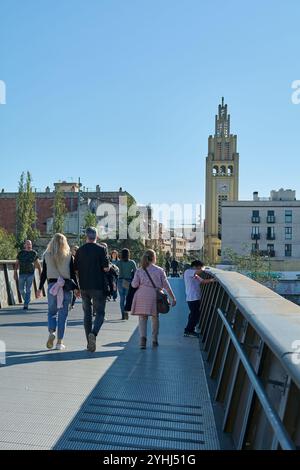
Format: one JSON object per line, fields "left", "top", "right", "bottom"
{"left": 144, "top": 268, "right": 170, "bottom": 314}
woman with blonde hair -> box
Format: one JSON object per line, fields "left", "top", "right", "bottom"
{"left": 37, "top": 233, "right": 78, "bottom": 350}
{"left": 131, "top": 249, "right": 176, "bottom": 349}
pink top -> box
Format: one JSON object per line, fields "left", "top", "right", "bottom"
{"left": 131, "top": 264, "right": 174, "bottom": 316}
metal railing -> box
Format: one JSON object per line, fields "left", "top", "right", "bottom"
{"left": 198, "top": 268, "right": 300, "bottom": 450}
{"left": 0, "top": 260, "right": 44, "bottom": 309}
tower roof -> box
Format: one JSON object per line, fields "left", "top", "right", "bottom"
{"left": 215, "top": 97, "right": 230, "bottom": 137}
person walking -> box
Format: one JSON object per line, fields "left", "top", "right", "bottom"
{"left": 183, "top": 260, "right": 215, "bottom": 338}
{"left": 70, "top": 245, "right": 79, "bottom": 309}
{"left": 74, "top": 227, "right": 109, "bottom": 352}
{"left": 14, "top": 240, "right": 41, "bottom": 310}
{"left": 165, "top": 259, "right": 170, "bottom": 277}
{"left": 110, "top": 250, "right": 119, "bottom": 301}
{"left": 37, "top": 233, "right": 78, "bottom": 350}
{"left": 116, "top": 248, "right": 136, "bottom": 320}
{"left": 170, "top": 258, "right": 179, "bottom": 277}
{"left": 131, "top": 249, "right": 176, "bottom": 349}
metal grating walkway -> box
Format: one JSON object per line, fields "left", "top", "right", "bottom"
{"left": 0, "top": 278, "right": 219, "bottom": 450}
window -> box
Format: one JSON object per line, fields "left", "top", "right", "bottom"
{"left": 220, "top": 165, "right": 226, "bottom": 175}
{"left": 285, "top": 244, "right": 292, "bottom": 257}
{"left": 225, "top": 142, "right": 230, "bottom": 159}
{"left": 267, "top": 210, "right": 275, "bottom": 223}
{"left": 267, "top": 226, "right": 275, "bottom": 240}
{"left": 285, "top": 210, "right": 292, "bottom": 223}
{"left": 252, "top": 210, "right": 260, "bottom": 223}
{"left": 218, "top": 194, "right": 227, "bottom": 232}
{"left": 251, "top": 226, "right": 260, "bottom": 239}
{"left": 252, "top": 243, "right": 259, "bottom": 253}
{"left": 267, "top": 244, "right": 275, "bottom": 257}
{"left": 285, "top": 227, "right": 292, "bottom": 240}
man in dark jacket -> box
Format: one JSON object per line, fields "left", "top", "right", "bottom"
{"left": 74, "top": 227, "right": 109, "bottom": 352}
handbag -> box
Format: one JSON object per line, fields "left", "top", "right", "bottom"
{"left": 124, "top": 284, "right": 138, "bottom": 311}
{"left": 144, "top": 268, "right": 170, "bottom": 314}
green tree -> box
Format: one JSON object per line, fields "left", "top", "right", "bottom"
{"left": 223, "top": 246, "right": 280, "bottom": 288}
{"left": 84, "top": 210, "right": 97, "bottom": 229}
{"left": 156, "top": 249, "right": 165, "bottom": 268}
{"left": 80, "top": 210, "right": 97, "bottom": 243}
{"left": 53, "top": 187, "right": 67, "bottom": 234}
{"left": 103, "top": 194, "right": 145, "bottom": 263}
{"left": 16, "top": 171, "right": 39, "bottom": 248}
{"left": 0, "top": 227, "right": 17, "bottom": 259}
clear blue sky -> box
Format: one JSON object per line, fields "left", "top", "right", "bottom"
{"left": 1, "top": 0, "right": 299, "bottom": 215}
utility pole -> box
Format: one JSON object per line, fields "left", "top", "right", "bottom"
{"left": 77, "top": 177, "right": 81, "bottom": 246}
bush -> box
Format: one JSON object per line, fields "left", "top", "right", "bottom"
{"left": 0, "top": 227, "right": 17, "bottom": 260}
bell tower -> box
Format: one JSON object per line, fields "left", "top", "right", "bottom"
{"left": 204, "top": 98, "right": 239, "bottom": 264}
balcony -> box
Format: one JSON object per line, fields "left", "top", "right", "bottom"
{"left": 266, "top": 233, "right": 275, "bottom": 240}
{"left": 267, "top": 216, "right": 276, "bottom": 223}
{"left": 251, "top": 216, "right": 260, "bottom": 223}
{"left": 260, "top": 250, "right": 276, "bottom": 257}
{"left": 251, "top": 233, "right": 260, "bottom": 240}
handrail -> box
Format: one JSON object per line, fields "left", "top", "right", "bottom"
{"left": 205, "top": 268, "right": 300, "bottom": 390}
{"left": 217, "top": 307, "right": 296, "bottom": 450}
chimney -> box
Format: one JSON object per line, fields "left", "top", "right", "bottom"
{"left": 253, "top": 191, "right": 259, "bottom": 201}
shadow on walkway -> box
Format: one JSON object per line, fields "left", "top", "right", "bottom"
{"left": 5, "top": 349, "right": 122, "bottom": 367}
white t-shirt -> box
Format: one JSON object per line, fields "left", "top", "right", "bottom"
{"left": 184, "top": 268, "right": 204, "bottom": 302}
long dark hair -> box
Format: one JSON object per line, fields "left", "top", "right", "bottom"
{"left": 141, "top": 249, "right": 156, "bottom": 269}
{"left": 111, "top": 250, "right": 119, "bottom": 261}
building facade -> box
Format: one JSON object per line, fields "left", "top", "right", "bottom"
{"left": 221, "top": 189, "right": 300, "bottom": 270}
{"left": 0, "top": 181, "right": 132, "bottom": 238}
{"left": 204, "top": 98, "right": 239, "bottom": 264}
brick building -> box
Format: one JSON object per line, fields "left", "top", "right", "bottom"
{"left": 0, "top": 182, "right": 131, "bottom": 237}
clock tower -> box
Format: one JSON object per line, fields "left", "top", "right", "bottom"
{"left": 204, "top": 98, "right": 239, "bottom": 264}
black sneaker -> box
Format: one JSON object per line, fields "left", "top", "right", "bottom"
{"left": 87, "top": 333, "right": 96, "bottom": 352}
{"left": 23, "top": 305, "right": 28, "bottom": 310}
{"left": 183, "top": 331, "right": 199, "bottom": 338}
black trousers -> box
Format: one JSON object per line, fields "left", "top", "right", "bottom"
{"left": 185, "top": 300, "right": 201, "bottom": 333}
{"left": 81, "top": 289, "right": 106, "bottom": 340}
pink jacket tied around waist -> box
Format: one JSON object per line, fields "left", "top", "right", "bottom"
{"left": 49, "top": 276, "right": 65, "bottom": 308}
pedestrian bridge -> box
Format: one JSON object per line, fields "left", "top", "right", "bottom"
{"left": 0, "top": 263, "right": 300, "bottom": 450}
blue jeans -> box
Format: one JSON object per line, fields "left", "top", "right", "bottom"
{"left": 118, "top": 279, "right": 130, "bottom": 319}
{"left": 47, "top": 283, "right": 71, "bottom": 340}
{"left": 19, "top": 273, "right": 34, "bottom": 306}
{"left": 81, "top": 290, "right": 106, "bottom": 341}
